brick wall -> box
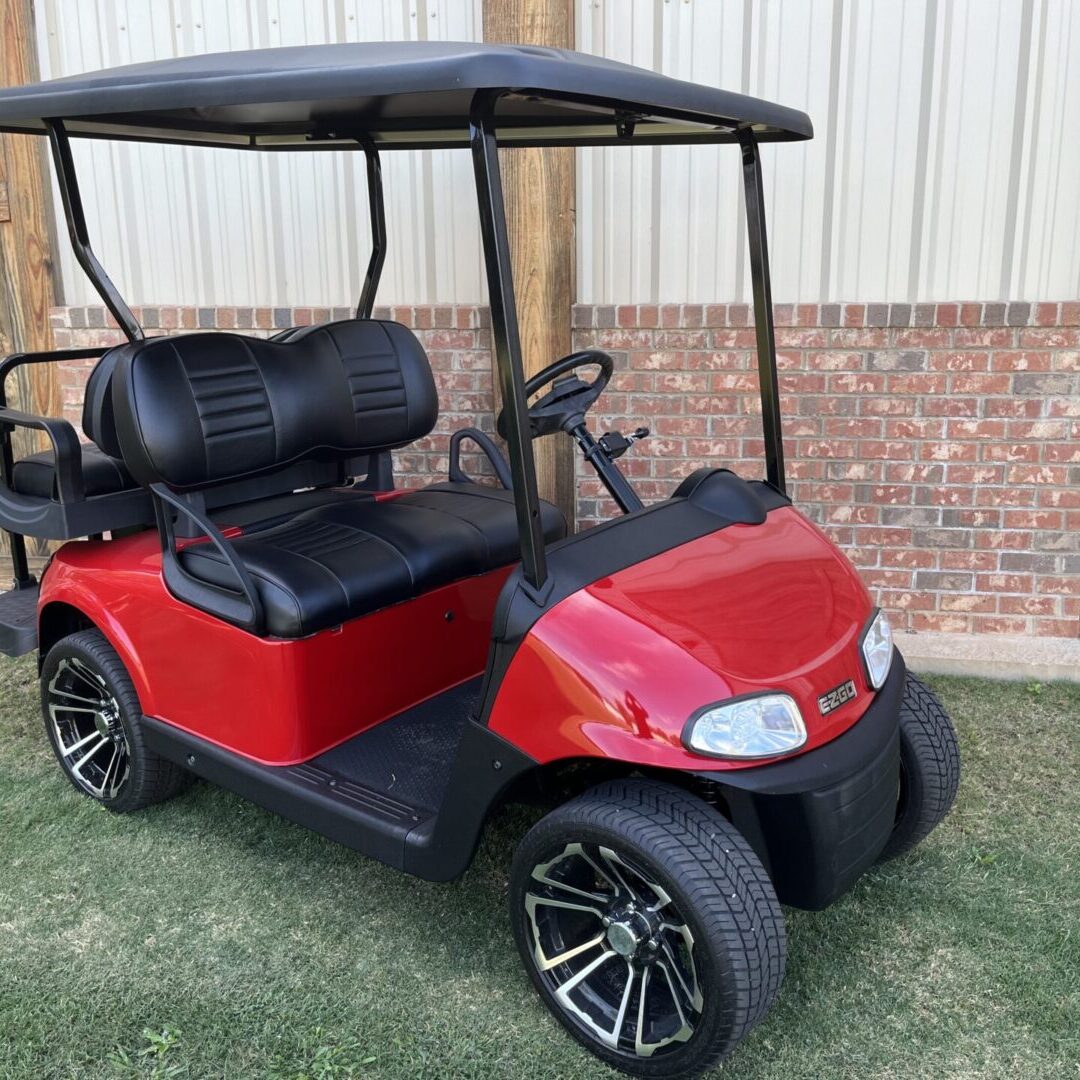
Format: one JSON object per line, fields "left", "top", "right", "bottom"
{"left": 51, "top": 301, "right": 1080, "bottom": 640}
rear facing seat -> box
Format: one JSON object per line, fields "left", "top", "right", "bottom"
{"left": 110, "top": 320, "right": 565, "bottom": 636}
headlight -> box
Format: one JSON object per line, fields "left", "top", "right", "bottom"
{"left": 684, "top": 693, "right": 806, "bottom": 759}
{"left": 860, "top": 608, "right": 894, "bottom": 689}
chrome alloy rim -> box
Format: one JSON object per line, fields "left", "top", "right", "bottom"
{"left": 524, "top": 843, "right": 704, "bottom": 1059}
{"left": 47, "top": 657, "right": 130, "bottom": 799}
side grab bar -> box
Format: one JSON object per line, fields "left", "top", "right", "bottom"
{"left": 448, "top": 427, "right": 513, "bottom": 489}
{"left": 151, "top": 483, "right": 265, "bottom": 636}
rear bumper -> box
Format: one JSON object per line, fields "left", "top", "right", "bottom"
{"left": 698, "top": 650, "right": 906, "bottom": 910}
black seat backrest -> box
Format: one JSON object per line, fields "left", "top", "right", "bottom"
{"left": 107, "top": 320, "right": 437, "bottom": 491}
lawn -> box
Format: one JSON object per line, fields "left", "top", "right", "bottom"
{"left": 1, "top": 657, "right": 1077, "bottom": 1080}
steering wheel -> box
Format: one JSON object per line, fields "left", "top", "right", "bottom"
{"left": 496, "top": 350, "right": 614, "bottom": 440}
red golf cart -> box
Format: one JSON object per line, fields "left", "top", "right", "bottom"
{"left": 0, "top": 43, "right": 960, "bottom": 1077}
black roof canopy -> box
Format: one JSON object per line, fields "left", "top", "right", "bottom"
{"left": 0, "top": 41, "right": 812, "bottom": 150}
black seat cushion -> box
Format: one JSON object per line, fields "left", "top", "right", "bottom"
{"left": 212, "top": 486, "right": 375, "bottom": 533}
{"left": 398, "top": 482, "right": 566, "bottom": 567}
{"left": 180, "top": 484, "right": 567, "bottom": 638}
{"left": 11, "top": 444, "right": 135, "bottom": 500}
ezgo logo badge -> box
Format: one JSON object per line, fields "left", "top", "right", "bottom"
{"left": 818, "top": 679, "right": 857, "bottom": 716}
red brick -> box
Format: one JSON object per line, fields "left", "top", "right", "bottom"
{"left": 982, "top": 443, "right": 1041, "bottom": 463}
{"left": 1036, "top": 576, "right": 1080, "bottom": 596}
{"left": 953, "top": 328, "right": 1015, "bottom": 348}
{"left": 859, "top": 440, "right": 916, "bottom": 461}
{"left": 894, "top": 328, "right": 952, "bottom": 348}
{"left": 921, "top": 442, "right": 978, "bottom": 462}
{"left": 1043, "top": 443, "right": 1080, "bottom": 463}
{"left": 991, "top": 350, "right": 1052, "bottom": 371}
{"left": 984, "top": 397, "right": 1043, "bottom": 418}
{"left": 1020, "top": 327, "right": 1080, "bottom": 347}
{"left": 940, "top": 551, "right": 998, "bottom": 571}
{"left": 887, "top": 373, "right": 948, "bottom": 394}
{"left": 929, "top": 350, "right": 988, "bottom": 371}
{"left": 860, "top": 396, "right": 917, "bottom": 417}
{"left": 828, "top": 328, "right": 888, "bottom": 348}
{"left": 913, "top": 613, "right": 972, "bottom": 633}
{"left": 886, "top": 418, "right": 947, "bottom": 439}
{"left": 950, "top": 372, "right": 1012, "bottom": 394}
{"left": 970, "top": 615, "right": 1030, "bottom": 633}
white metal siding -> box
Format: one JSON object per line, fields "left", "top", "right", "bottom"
{"left": 34, "top": 0, "right": 1080, "bottom": 306}
{"left": 35, "top": 0, "right": 487, "bottom": 307}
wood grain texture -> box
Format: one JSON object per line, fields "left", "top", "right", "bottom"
{"left": 482, "top": 0, "right": 576, "bottom": 529}
{"left": 0, "top": 0, "right": 59, "bottom": 565}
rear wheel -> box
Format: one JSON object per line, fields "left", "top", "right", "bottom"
{"left": 509, "top": 779, "right": 785, "bottom": 1078}
{"left": 41, "top": 629, "right": 191, "bottom": 813}
{"left": 878, "top": 672, "right": 961, "bottom": 861}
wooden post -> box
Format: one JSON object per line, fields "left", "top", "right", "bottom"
{"left": 482, "top": 0, "right": 576, "bottom": 531}
{"left": 0, "top": 0, "right": 59, "bottom": 568}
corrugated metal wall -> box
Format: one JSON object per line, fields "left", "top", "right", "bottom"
{"left": 35, "top": 0, "right": 1080, "bottom": 307}
{"left": 35, "top": 0, "right": 487, "bottom": 307}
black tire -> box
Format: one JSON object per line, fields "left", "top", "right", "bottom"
{"left": 41, "top": 629, "right": 192, "bottom": 813}
{"left": 509, "top": 779, "right": 785, "bottom": 1078}
{"left": 877, "top": 672, "right": 961, "bottom": 861}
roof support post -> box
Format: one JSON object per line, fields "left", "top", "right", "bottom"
{"left": 739, "top": 130, "right": 786, "bottom": 494}
{"left": 469, "top": 91, "right": 548, "bottom": 594}
{"left": 45, "top": 119, "right": 142, "bottom": 343}
{"left": 355, "top": 138, "right": 386, "bottom": 319}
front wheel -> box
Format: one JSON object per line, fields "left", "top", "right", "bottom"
{"left": 878, "top": 672, "right": 961, "bottom": 861}
{"left": 509, "top": 779, "right": 785, "bottom": 1078}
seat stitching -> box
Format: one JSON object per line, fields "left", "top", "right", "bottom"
{"left": 396, "top": 499, "right": 493, "bottom": 562}
{"left": 376, "top": 322, "right": 411, "bottom": 433}
{"left": 189, "top": 529, "right": 377, "bottom": 617}
{"left": 239, "top": 337, "right": 278, "bottom": 462}
{"left": 166, "top": 340, "right": 209, "bottom": 479}
{"left": 321, "top": 329, "right": 357, "bottom": 434}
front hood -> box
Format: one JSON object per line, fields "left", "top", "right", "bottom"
{"left": 488, "top": 506, "right": 879, "bottom": 770}
{"left": 587, "top": 507, "right": 870, "bottom": 689}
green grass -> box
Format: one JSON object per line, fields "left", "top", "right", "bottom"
{"left": 1, "top": 659, "right": 1077, "bottom": 1080}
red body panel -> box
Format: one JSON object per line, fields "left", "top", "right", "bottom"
{"left": 487, "top": 506, "right": 876, "bottom": 771}
{"left": 40, "top": 530, "right": 509, "bottom": 765}
{"left": 40, "top": 501, "right": 874, "bottom": 776}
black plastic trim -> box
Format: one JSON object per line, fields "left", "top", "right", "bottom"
{"left": 694, "top": 649, "right": 906, "bottom": 910}
{"left": 139, "top": 710, "right": 537, "bottom": 882}
{"left": 140, "top": 714, "right": 428, "bottom": 870}
{"left": 403, "top": 719, "right": 537, "bottom": 880}
{"left": 0, "top": 582, "right": 39, "bottom": 656}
